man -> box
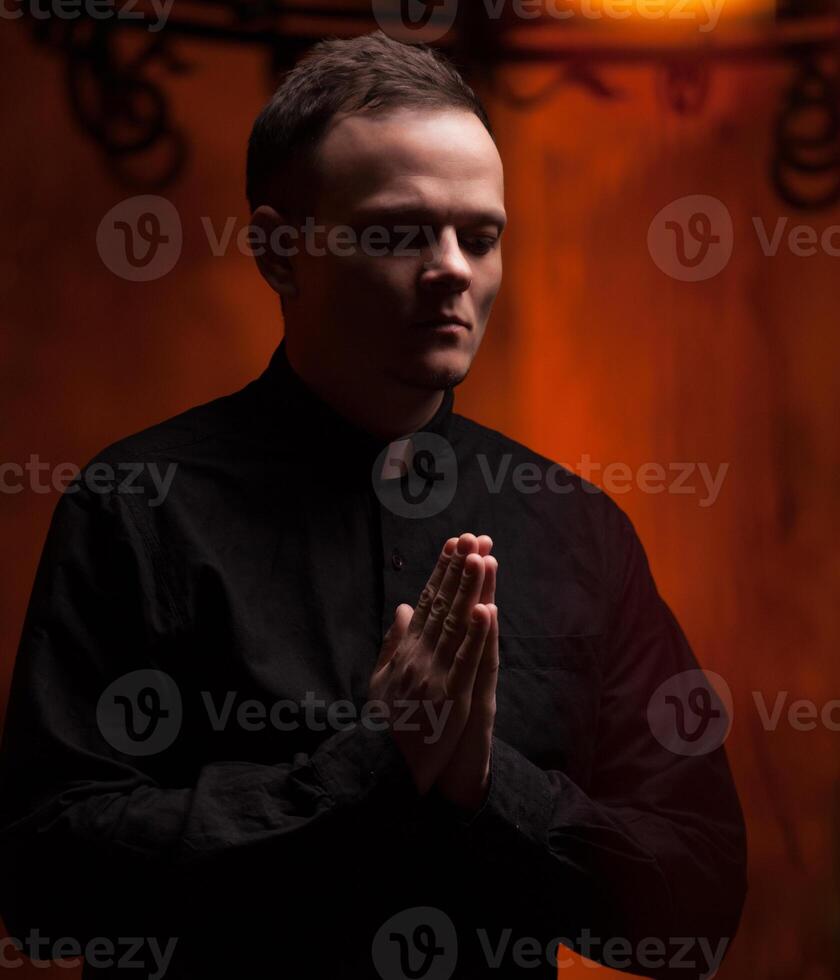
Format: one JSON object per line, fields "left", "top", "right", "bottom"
{"left": 0, "top": 29, "right": 746, "bottom": 980}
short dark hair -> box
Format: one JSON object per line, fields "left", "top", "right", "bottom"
{"left": 245, "top": 29, "right": 495, "bottom": 215}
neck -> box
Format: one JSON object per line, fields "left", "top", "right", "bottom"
{"left": 284, "top": 338, "right": 446, "bottom": 442}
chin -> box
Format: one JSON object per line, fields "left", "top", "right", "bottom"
{"left": 405, "top": 343, "right": 472, "bottom": 387}
{"left": 385, "top": 349, "right": 467, "bottom": 391}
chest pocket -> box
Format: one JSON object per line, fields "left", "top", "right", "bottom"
{"left": 494, "top": 634, "right": 602, "bottom": 782}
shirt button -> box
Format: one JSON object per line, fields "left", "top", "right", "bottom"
{"left": 391, "top": 549, "right": 405, "bottom": 570}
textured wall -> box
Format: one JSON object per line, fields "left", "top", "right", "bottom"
{"left": 1, "top": 23, "right": 838, "bottom": 979}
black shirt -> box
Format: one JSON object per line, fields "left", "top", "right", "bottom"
{"left": 0, "top": 339, "right": 747, "bottom": 979}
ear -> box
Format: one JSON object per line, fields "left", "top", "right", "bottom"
{"left": 249, "top": 205, "right": 299, "bottom": 299}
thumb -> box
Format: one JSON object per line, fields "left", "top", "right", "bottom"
{"left": 374, "top": 603, "right": 414, "bottom": 673}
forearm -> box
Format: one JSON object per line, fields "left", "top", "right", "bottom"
{"left": 0, "top": 722, "right": 418, "bottom": 942}
{"left": 431, "top": 735, "right": 746, "bottom": 979}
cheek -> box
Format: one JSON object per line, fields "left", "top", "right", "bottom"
{"left": 331, "top": 255, "right": 419, "bottom": 307}
{"left": 476, "top": 261, "right": 503, "bottom": 317}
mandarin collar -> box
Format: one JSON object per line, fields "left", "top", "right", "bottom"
{"left": 253, "top": 338, "right": 456, "bottom": 468}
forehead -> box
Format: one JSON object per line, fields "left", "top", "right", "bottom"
{"left": 313, "top": 107, "right": 505, "bottom": 217}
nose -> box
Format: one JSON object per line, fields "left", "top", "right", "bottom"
{"left": 420, "top": 227, "right": 472, "bottom": 292}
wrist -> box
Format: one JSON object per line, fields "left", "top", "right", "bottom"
{"left": 454, "top": 767, "right": 491, "bottom": 818}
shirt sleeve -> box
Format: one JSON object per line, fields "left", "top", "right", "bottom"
{"left": 433, "top": 507, "right": 748, "bottom": 980}
{"left": 0, "top": 476, "right": 419, "bottom": 947}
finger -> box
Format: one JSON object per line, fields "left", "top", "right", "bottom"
{"left": 476, "top": 535, "right": 493, "bottom": 557}
{"left": 434, "top": 551, "right": 486, "bottom": 664}
{"left": 447, "top": 603, "right": 492, "bottom": 696}
{"left": 407, "top": 537, "right": 458, "bottom": 637}
{"left": 422, "top": 533, "right": 479, "bottom": 648}
{"left": 475, "top": 602, "right": 499, "bottom": 688}
{"left": 473, "top": 604, "right": 500, "bottom": 704}
{"left": 374, "top": 603, "right": 414, "bottom": 673}
{"left": 479, "top": 555, "right": 497, "bottom": 606}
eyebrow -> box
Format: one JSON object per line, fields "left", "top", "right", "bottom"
{"left": 352, "top": 203, "right": 507, "bottom": 232}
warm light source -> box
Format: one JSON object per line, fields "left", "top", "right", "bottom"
{"left": 533, "top": 0, "right": 776, "bottom": 32}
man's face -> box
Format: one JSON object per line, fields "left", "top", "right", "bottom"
{"left": 279, "top": 107, "right": 506, "bottom": 392}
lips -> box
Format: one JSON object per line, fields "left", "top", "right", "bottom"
{"left": 415, "top": 315, "right": 470, "bottom": 329}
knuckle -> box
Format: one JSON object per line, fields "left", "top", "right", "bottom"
{"left": 417, "top": 585, "right": 436, "bottom": 609}
{"left": 430, "top": 593, "right": 449, "bottom": 619}
{"left": 440, "top": 614, "right": 461, "bottom": 638}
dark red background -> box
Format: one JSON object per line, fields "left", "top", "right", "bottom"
{"left": 1, "top": 11, "right": 838, "bottom": 977}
